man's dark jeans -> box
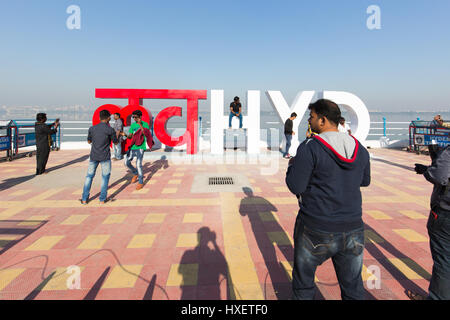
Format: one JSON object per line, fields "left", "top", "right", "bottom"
{"left": 284, "top": 134, "right": 292, "bottom": 156}
{"left": 427, "top": 208, "right": 450, "bottom": 300}
{"left": 292, "top": 216, "right": 365, "bottom": 300}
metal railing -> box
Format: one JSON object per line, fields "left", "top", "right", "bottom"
{"left": 56, "top": 118, "right": 415, "bottom": 142}
{"left": 366, "top": 117, "right": 421, "bottom": 138}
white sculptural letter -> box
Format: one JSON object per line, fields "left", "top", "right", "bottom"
{"left": 320, "top": 91, "right": 371, "bottom": 142}
{"left": 210, "top": 90, "right": 261, "bottom": 154}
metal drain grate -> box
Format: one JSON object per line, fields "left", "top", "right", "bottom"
{"left": 191, "top": 173, "right": 249, "bottom": 193}
{"left": 209, "top": 177, "right": 234, "bottom": 185}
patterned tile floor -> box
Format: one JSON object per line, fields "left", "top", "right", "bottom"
{"left": 0, "top": 148, "right": 434, "bottom": 300}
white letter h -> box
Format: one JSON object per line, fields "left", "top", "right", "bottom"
{"left": 210, "top": 90, "right": 260, "bottom": 154}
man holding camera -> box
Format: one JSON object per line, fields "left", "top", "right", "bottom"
{"left": 35, "top": 113, "right": 59, "bottom": 175}
{"left": 410, "top": 145, "right": 450, "bottom": 300}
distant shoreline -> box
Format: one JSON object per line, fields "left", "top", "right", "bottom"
{"left": 2, "top": 110, "right": 449, "bottom": 122}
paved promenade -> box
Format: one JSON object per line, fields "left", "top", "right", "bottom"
{"left": 0, "top": 148, "right": 434, "bottom": 300}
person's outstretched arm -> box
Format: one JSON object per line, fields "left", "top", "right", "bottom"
{"left": 121, "top": 128, "right": 134, "bottom": 139}
{"left": 39, "top": 123, "right": 58, "bottom": 135}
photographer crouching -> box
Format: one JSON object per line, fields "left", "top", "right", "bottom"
{"left": 408, "top": 144, "right": 450, "bottom": 300}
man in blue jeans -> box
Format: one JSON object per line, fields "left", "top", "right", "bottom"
{"left": 229, "top": 96, "right": 243, "bottom": 129}
{"left": 81, "top": 110, "right": 119, "bottom": 204}
{"left": 283, "top": 112, "right": 297, "bottom": 159}
{"left": 286, "top": 99, "right": 371, "bottom": 300}
{"left": 121, "top": 110, "right": 150, "bottom": 190}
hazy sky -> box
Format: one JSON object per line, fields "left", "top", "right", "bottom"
{"left": 0, "top": 0, "right": 449, "bottom": 112}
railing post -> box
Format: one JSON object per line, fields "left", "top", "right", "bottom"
{"left": 151, "top": 116, "right": 154, "bottom": 136}
{"left": 58, "top": 122, "right": 61, "bottom": 149}
{"left": 199, "top": 116, "right": 202, "bottom": 139}
{"left": 383, "top": 117, "right": 387, "bottom": 137}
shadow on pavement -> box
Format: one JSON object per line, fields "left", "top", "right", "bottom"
{"left": 364, "top": 223, "right": 430, "bottom": 297}
{"left": 24, "top": 271, "right": 56, "bottom": 300}
{"left": 179, "top": 227, "right": 232, "bottom": 300}
{"left": 0, "top": 154, "right": 89, "bottom": 191}
{"left": 143, "top": 155, "right": 169, "bottom": 185}
{"left": 143, "top": 274, "right": 157, "bottom": 300}
{"left": 84, "top": 266, "right": 111, "bottom": 300}
{"left": 371, "top": 158, "right": 415, "bottom": 172}
{"left": 238, "top": 187, "right": 325, "bottom": 300}
{"left": 88, "top": 155, "right": 168, "bottom": 202}
{"left": 0, "top": 219, "right": 48, "bottom": 255}
{"left": 0, "top": 249, "right": 167, "bottom": 300}
{"left": 0, "top": 175, "right": 36, "bottom": 192}
{"left": 46, "top": 154, "right": 89, "bottom": 174}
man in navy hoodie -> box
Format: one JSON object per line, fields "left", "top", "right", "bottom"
{"left": 286, "top": 99, "right": 371, "bottom": 300}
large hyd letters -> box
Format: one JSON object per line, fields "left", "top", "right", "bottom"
{"left": 93, "top": 89, "right": 207, "bottom": 154}
{"left": 267, "top": 90, "right": 371, "bottom": 156}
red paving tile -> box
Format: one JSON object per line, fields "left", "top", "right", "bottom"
{"left": 94, "top": 288, "right": 134, "bottom": 300}
{"left": 31, "top": 291, "right": 66, "bottom": 300}
{"left": 116, "top": 248, "right": 151, "bottom": 265}
{"left": 74, "top": 250, "right": 122, "bottom": 268}
{"left": 0, "top": 148, "right": 439, "bottom": 300}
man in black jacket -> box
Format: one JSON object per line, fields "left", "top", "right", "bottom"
{"left": 286, "top": 99, "right": 371, "bottom": 300}
{"left": 409, "top": 145, "right": 450, "bottom": 300}
{"left": 81, "top": 110, "right": 119, "bottom": 204}
{"left": 35, "top": 113, "right": 59, "bottom": 175}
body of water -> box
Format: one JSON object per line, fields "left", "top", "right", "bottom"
{"left": 12, "top": 111, "right": 449, "bottom": 144}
